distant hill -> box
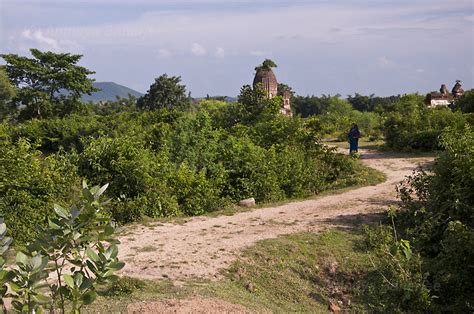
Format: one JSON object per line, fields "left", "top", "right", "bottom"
{"left": 81, "top": 82, "right": 143, "bottom": 103}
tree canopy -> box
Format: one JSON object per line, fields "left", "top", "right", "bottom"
{"left": 0, "top": 66, "right": 16, "bottom": 120}
{"left": 1, "top": 49, "right": 97, "bottom": 119}
{"left": 137, "top": 74, "right": 189, "bottom": 111}
{"left": 255, "top": 59, "right": 277, "bottom": 72}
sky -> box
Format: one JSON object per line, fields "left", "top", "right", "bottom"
{"left": 1, "top": 0, "right": 473, "bottom": 97}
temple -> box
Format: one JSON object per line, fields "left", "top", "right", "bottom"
{"left": 425, "top": 80, "right": 465, "bottom": 107}
{"left": 252, "top": 61, "right": 292, "bottom": 116}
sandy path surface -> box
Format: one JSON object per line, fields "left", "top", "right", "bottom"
{"left": 117, "top": 149, "right": 432, "bottom": 281}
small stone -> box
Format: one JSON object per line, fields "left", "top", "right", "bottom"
{"left": 329, "top": 303, "right": 341, "bottom": 312}
{"left": 239, "top": 198, "right": 256, "bottom": 207}
{"left": 246, "top": 282, "right": 255, "bottom": 293}
{"left": 342, "top": 296, "right": 351, "bottom": 306}
{"left": 328, "top": 261, "right": 338, "bottom": 275}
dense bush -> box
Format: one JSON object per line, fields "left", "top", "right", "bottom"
{"left": 363, "top": 224, "right": 431, "bottom": 312}
{"left": 365, "top": 126, "right": 474, "bottom": 312}
{"left": 384, "top": 94, "right": 468, "bottom": 151}
{"left": 0, "top": 124, "right": 80, "bottom": 244}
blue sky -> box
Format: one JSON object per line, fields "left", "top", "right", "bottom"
{"left": 1, "top": 0, "right": 473, "bottom": 97}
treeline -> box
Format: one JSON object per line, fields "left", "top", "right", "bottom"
{"left": 0, "top": 50, "right": 363, "bottom": 244}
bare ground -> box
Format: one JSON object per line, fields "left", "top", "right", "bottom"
{"left": 117, "top": 149, "right": 432, "bottom": 283}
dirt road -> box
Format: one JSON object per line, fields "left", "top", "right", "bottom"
{"left": 117, "top": 149, "right": 432, "bottom": 281}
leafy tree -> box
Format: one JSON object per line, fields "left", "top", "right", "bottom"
{"left": 454, "top": 88, "right": 474, "bottom": 113}
{"left": 1, "top": 49, "right": 97, "bottom": 119}
{"left": 238, "top": 84, "right": 280, "bottom": 123}
{"left": 0, "top": 66, "right": 16, "bottom": 120}
{"left": 292, "top": 94, "right": 335, "bottom": 117}
{"left": 137, "top": 74, "right": 189, "bottom": 111}
{"left": 277, "top": 83, "right": 293, "bottom": 97}
{"left": 254, "top": 59, "right": 277, "bottom": 72}
{"left": 347, "top": 93, "right": 374, "bottom": 112}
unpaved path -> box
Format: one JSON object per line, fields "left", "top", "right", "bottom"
{"left": 117, "top": 149, "right": 432, "bottom": 281}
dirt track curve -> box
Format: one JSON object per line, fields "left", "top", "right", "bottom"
{"left": 117, "top": 148, "right": 432, "bottom": 282}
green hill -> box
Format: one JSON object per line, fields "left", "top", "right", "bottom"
{"left": 81, "top": 82, "right": 143, "bottom": 103}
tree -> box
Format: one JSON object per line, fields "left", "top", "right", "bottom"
{"left": 454, "top": 89, "right": 474, "bottom": 113}
{"left": 254, "top": 59, "right": 277, "bottom": 72}
{"left": 277, "top": 83, "right": 293, "bottom": 97}
{"left": 0, "top": 66, "right": 16, "bottom": 120}
{"left": 238, "top": 84, "right": 280, "bottom": 124}
{"left": 347, "top": 93, "right": 374, "bottom": 112}
{"left": 137, "top": 74, "right": 189, "bottom": 111}
{"left": 1, "top": 48, "right": 97, "bottom": 119}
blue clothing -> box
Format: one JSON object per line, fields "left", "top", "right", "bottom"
{"left": 348, "top": 125, "right": 360, "bottom": 153}
{"left": 349, "top": 137, "right": 359, "bottom": 153}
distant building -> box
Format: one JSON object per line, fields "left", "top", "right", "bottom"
{"left": 452, "top": 80, "right": 465, "bottom": 98}
{"left": 426, "top": 80, "right": 464, "bottom": 107}
{"left": 252, "top": 66, "right": 292, "bottom": 116}
{"left": 253, "top": 68, "right": 278, "bottom": 99}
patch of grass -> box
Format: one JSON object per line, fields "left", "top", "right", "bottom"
{"left": 84, "top": 228, "right": 391, "bottom": 312}
{"left": 201, "top": 230, "right": 374, "bottom": 312}
{"left": 136, "top": 245, "right": 157, "bottom": 252}
{"left": 83, "top": 278, "right": 192, "bottom": 313}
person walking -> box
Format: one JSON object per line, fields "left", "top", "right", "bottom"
{"left": 348, "top": 124, "right": 360, "bottom": 154}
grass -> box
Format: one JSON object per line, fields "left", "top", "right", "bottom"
{"left": 84, "top": 228, "right": 384, "bottom": 312}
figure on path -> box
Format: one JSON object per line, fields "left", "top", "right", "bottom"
{"left": 348, "top": 124, "right": 360, "bottom": 154}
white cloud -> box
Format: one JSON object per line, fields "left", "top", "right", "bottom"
{"left": 215, "top": 47, "right": 225, "bottom": 58}
{"left": 12, "top": 28, "right": 82, "bottom": 53}
{"left": 464, "top": 15, "right": 474, "bottom": 22}
{"left": 21, "top": 29, "right": 59, "bottom": 50}
{"left": 377, "top": 56, "right": 397, "bottom": 69}
{"left": 157, "top": 48, "right": 172, "bottom": 58}
{"left": 191, "top": 42, "right": 206, "bottom": 56}
{"left": 250, "top": 50, "right": 265, "bottom": 56}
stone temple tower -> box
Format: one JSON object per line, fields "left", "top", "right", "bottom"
{"left": 252, "top": 60, "right": 292, "bottom": 116}
{"left": 253, "top": 68, "right": 278, "bottom": 99}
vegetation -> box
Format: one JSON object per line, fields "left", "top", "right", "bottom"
{"left": 0, "top": 66, "right": 16, "bottom": 120}
{"left": 1, "top": 49, "right": 97, "bottom": 120}
{"left": 0, "top": 183, "right": 123, "bottom": 313}
{"left": 364, "top": 126, "right": 474, "bottom": 312}
{"left": 1, "top": 49, "right": 472, "bottom": 312}
{"left": 383, "top": 94, "right": 468, "bottom": 150}
{"left": 0, "top": 50, "right": 368, "bottom": 246}
{"left": 254, "top": 59, "right": 277, "bottom": 72}
{"left": 137, "top": 74, "right": 189, "bottom": 111}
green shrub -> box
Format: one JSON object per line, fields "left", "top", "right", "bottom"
{"left": 363, "top": 225, "right": 432, "bottom": 312}
{"left": 368, "top": 126, "right": 474, "bottom": 312}
{"left": 105, "top": 276, "right": 146, "bottom": 296}
{"left": 384, "top": 95, "right": 468, "bottom": 151}
{"left": 0, "top": 132, "right": 79, "bottom": 244}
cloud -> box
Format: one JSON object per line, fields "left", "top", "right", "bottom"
{"left": 214, "top": 47, "right": 225, "bottom": 58}
{"left": 10, "top": 28, "right": 82, "bottom": 53}
{"left": 21, "top": 29, "right": 59, "bottom": 50}
{"left": 191, "top": 43, "right": 206, "bottom": 56}
{"left": 157, "top": 48, "right": 172, "bottom": 58}
{"left": 250, "top": 50, "right": 265, "bottom": 56}
{"left": 377, "top": 56, "right": 397, "bottom": 69}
